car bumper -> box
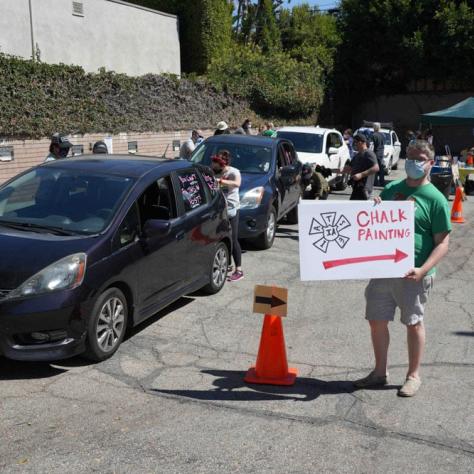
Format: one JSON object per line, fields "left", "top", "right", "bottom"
{"left": 0, "top": 289, "right": 91, "bottom": 361}
{"left": 238, "top": 207, "right": 269, "bottom": 239}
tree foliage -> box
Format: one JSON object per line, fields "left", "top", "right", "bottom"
{"left": 334, "top": 0, "right": 474, "bottom": 116}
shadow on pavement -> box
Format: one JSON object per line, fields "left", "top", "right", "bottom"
{"left": 150, "top": 369, "right": 399, "bottom": 402}
{"left": 453, "top": 331, "right": 474, "bottom": 337}
{"left": 0, "top": 357, "right": 67, "bottom": 380}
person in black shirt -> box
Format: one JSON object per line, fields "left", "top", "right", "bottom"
{"left": 372, "top": 122, "right": 386, "bottom": 187}
{"left": 344, "top": 133, "right": 379, "bottom": 200}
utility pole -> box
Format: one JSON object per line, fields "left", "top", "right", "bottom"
{"left": 28, "top": 0, "right": 35, "bottom": 60}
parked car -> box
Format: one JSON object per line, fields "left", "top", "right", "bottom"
{"left": 0, "top": 156, "right": 231, "bottom": 362}
{"left": 275, "top": 126, "right": 350, "bottom": 190}
{"left": 354, "top": 125, "right": 401, "bottom": 175}
{"left": 190, "top": 135, "right": 302, "bottom": 249}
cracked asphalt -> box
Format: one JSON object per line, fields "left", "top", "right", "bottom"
{"left": 1, "top": 163, "right": 473, "bottom": 473}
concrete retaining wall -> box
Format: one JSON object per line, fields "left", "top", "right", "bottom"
{"left": 0, "top": 0, "right": 180, "bottom": 76}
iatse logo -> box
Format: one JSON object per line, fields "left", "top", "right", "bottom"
{"left": 309, "top": 212, "right": 351, "bottom": 253}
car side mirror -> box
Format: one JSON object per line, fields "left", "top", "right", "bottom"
{"left": 328, "top": 147, "right": 339, "bottom": 155}
{"left": 394, "top": 141, "right": 401, "bottom": 146}
{"left": 143, "top": 219, "right": 171, "bottom": 239}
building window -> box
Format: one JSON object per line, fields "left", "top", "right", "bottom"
{"left": 71, "top": 145, "right": 84, "bottom": 156}
{"left": 128, "top": 141, "right": 138, "bottom": 154}
{"left": 72, "top": 1, "right": 84, "bottom": 17}
{"left": 0, "top": 146, "right": 14, "bottom": 162}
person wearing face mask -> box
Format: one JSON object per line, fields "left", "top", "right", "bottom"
{"left": 354, "top": 140, "right": 451, "bottom": 398}
{"left": 211, "top": 150, "right": 244, "bottom": 282}
{"left": 44, "top": 133, "right": 72, "bottom": 162}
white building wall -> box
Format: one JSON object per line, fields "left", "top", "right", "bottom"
{"left": 0, "top": 0, "right": 181, "bottom": 76}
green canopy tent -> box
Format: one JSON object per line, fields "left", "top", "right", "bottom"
{"left": 421, "top": 97, "right": 474, "bottom": 125}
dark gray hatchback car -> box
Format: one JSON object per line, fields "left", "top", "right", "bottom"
{"left": 0, "top": 156, "right": 231, "bottom": 362}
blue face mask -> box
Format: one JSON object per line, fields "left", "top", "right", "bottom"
{"left": 405, "top": 159, "right": 427, "bottom": 179}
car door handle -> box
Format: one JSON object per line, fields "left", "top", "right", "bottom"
{"left": 175, "top": 231, "right": 185, "bottom": 241}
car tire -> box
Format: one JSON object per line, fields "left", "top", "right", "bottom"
{"left": 254, "top": 205, "right": 277, "bottom": 250}
{"left": 286, "top": 204, "right": 299, "bottom": 225}
{"left": 84, "top": 287, "right": 128, "bottom": 362}
{"left": 202, "top": 242, "right": 229, "bottom": 294}
{"left": 392, "top": 161, "right": 398, "bottom": 170}
{"left": 385, "top": 158, "right": 393, "bottom": 176}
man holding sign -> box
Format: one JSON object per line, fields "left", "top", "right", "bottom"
{"left": 355, "top": 140, "right": 451, "bottom": 397}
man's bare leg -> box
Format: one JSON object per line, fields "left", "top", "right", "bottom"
{"left": 369, "top": 320, "right": 390, "bottom": 376}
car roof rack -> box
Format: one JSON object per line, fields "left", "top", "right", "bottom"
{"left": 362, "top": 120, "right": 394, "bottom": 129}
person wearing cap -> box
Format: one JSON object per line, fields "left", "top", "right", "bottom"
{"left": 179, "top": 130, "right": 202, "bottom": 159}
{"left": 214, "top": 121, "right": 230, "bottom": 136}
{"left": 343, "top": 133, "right": 379, "bottom": 200}
{"left": 92, "top": 141, "right": 108, "bottom": 154}
{"left": 44, "top": 133, "right": 72, "bottom": 162}
{"left": 211, "top": 150, "right": 244, "bottom": 282}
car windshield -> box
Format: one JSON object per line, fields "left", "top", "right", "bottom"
{"left": 0, "top": 167, "right": 134, "bottom": 235}
{"left": 190, "top": 142, "right": 272, "bottom": 174}
{"left": 357, "top": 129, "right": 391, "bottom": 145}
{"left": 275, "top": 132, "right": 323, "bottom": 153}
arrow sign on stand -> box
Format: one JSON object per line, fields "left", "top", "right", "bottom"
{"left": 253, "top": 285, "right": 288, "bottom": 317}
{"left": 255, "top": 295, "right": 286, "bottom": 309}
{"left": 323, "top": 249, "right": 408, "bottom": 270}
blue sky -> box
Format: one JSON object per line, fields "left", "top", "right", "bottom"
{"left": 283, "top": 0, "right": 339, "bottom": 9}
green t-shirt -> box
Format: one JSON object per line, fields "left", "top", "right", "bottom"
{"left": 380, "top": 179, "right": 452, "bottom": 275}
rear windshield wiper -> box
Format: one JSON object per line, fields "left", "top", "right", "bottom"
{"left": 0, "top": 220, "right": 77, "bottom": 236}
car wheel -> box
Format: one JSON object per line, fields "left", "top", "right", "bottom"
{"left": 385, "top": 158, "right": 393, "bottom": 176}
{"left": 254, "top": 205, "right": 277, "bottom": 250}
{"left": 84, "top": 287, "right": 128, "bottom": 361}
{"left": 202, "top": 242, "right": 229, "bottom": 294}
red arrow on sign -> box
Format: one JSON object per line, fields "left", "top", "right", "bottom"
{"left": 323, "top": 249, "right": 408, "bottom": 270}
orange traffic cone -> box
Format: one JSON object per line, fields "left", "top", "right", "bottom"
{"left": 244, "top": 314, "right": 297, "bottom": 386}
{"left": 451, "top": 187, "right": 466, "bottom": 224}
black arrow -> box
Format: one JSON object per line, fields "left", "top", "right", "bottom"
{"left": 255, "top": 295, "right": 286, "bottom": 308}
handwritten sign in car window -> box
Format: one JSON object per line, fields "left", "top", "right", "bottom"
{"left": 178, "top": 172, "right": 204, "bottom": 212}
{"left": 202, "top": 171, "right": 218, "bottom": 196}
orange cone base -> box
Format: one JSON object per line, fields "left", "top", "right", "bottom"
{"left": 244, "top": 366, "right": 298, "bottom": 386}
{"left": 452, "top": 215, "right": 465, "bottom": 224}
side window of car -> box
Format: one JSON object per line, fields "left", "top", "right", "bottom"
{"left": 278, "top": 145, "right": 290, "bottom": 169}
{"left": 176, "top": 170, "right": 207, "bottom": 212}
{"left": 392, "top": 132, "right": 399, "bottom": 144}
{"left": 115, "top": 203, "right": 140, "bottom": 248}
{"left": 138, "top": 176, "right": 176, "bottom": 224}
{"left": 333, "top": 134, "right": 343, "bottom": 148}
{"left": 200, "top": 169, "right": 219, "bottom": 197}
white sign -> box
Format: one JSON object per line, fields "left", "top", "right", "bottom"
{"left": 104, "top": 136, "right": 113, "bottom": 154}
{"left": 298, "top": 201, "right": 415, "bottom": 281}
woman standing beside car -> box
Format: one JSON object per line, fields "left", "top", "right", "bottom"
{"left": 211, "top": 150, "right": 244, "bottom": 282}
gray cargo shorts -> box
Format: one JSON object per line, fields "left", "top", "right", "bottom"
{"left": 365, "top": 275, "right": 434, "bottom": 326}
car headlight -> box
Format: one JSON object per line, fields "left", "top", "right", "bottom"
{"left": 8, "top": 253, "right": 87, "bottom": 299}
{"left": 240, "top": 187, "right": 265, "bottom": 209}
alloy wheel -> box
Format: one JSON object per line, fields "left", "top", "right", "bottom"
{"left": 96, "top": 296, "right": 125, "bottom": 353}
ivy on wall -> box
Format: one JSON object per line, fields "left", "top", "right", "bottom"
{"left": 0, "top": 53, "right": 256, "bottom": 139}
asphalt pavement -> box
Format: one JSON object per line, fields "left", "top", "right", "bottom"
{"left": 1, "top": 162, "right": 473, "bottom": 473}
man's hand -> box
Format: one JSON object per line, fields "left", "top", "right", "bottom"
{"left": 373, "top": 196, "right": 382, "bottom": 205}
{"left": 352, "top": 172, "right": 363, "bottom": 181}
{"left": 404, "top": 268, "right": 425, "bottom": 282}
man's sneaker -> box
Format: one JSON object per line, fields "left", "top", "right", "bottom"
{"left": 353, "top": 370, "right": 388, "bottom": 388}
{"left": 228, "top": 270, "right": 244, "bottom": 282}
{"left": 398, "top": 376, "right": 421, "bottom": 397}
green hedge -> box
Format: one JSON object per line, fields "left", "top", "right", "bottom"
{"left": 0, "top": 53, "right": 257, "bottom": 139}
